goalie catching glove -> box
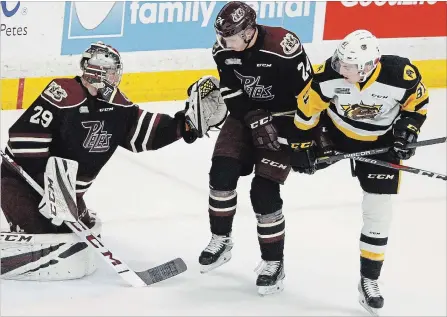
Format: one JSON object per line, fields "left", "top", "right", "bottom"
{"left": 185, "top": 75, "right": 228, "bottom": 138}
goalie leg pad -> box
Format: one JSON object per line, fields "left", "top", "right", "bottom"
{"left": 1, "top": 218, "right": 101, "bottom": 281}
{"left": 1, "top": 177, "right": 71, "bottom": 234}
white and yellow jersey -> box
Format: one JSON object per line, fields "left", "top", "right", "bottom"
{"left": 294, "top": 55, "right": 429, "bottom": 141}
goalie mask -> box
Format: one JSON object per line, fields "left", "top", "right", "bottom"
{"left": 185, "top": 76, "right": 228, "bottom": 138}
{"left": 80, "top": 41, "right": 123, "bottom": 98}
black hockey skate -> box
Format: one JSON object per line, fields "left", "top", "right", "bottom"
{"left": 358, "top": 276, "right": 384, "bottom": 316}
{"left": 199, "top": 233, "right": 233, "bottom": 273}
{"left": 255, "top": 260, "right": 285, "bottom": 296}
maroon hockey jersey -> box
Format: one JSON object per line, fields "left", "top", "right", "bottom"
{"left": 213, "top": 25, "right": 314, "bottom": 120}
{"left": 3, "top": 76, "right": 184, "bottom": 196}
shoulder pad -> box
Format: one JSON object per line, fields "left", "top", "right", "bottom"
{"left": 262, "top": 26, "right": 303, "bottom": 58}
{"left": 40, "top": 78, "right": 86, "bottom": 108}
{"left": 377, "top": 55, "right": 421, "bottom": 89}
{"left": 313, "top": 58, "right": 343, "bottom": 83}
{"left": 111, "top": 89, "right": 134, "bottom": 106}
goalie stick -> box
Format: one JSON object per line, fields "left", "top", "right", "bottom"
{"left": 316, "top": 136, "right": 446, "bottom": 165}
{"left": 0, "top": 151, "right": 187, "bottom": 287}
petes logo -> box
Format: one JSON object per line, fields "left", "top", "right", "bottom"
{"left": 82, "top": 121, "right": 112, "bottom": 152}
{"left": 280, "top": 33, "right": 301, "bottom": 55}
{"left": 231, "top": 8, "right": 245, "bottom": 22}
{"left": 44, "top": 82, "right": 68, "bottom": 102}
{"left": 225, "top": 58, "right": 242, "bottom": 65}
{"left": 234, "top": 70, "right": 274, "bottom": 101}
{"left": 341, "top": 101, "right": 382, "bottom": 120}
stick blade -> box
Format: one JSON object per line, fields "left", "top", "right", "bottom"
{"left": 135, "top": 258, "right": 187, "bottom": 285}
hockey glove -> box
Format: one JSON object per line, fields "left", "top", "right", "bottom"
{"left": 391, "top": 117, "right": 420, "bottom": 160}
{"left": 244, "top": 109, "right": 281, "bottom": 151}
{"left": 175, "top": 110, "right": 197, "bottom": 144}
{"left": 290, "top": 141, "right": 317, "bottom": 175}
{"left": 314, "top": 125, "right": 335, "bottom": 170}
{"left": 185, "top": 75, "right": 228, "bottom": 138}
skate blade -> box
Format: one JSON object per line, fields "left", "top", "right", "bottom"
{"left": 358, "top": 294, "right": 381, "bottom": 316}
{"left": 200, "top": 252, "right": 232, "bottom": 274}
{"left": 257, "top": 279, "right": 284, "bottom": 296}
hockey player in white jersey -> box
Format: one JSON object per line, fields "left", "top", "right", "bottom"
{"left": 291, "top": 30, "right": 429, "bottom": 315}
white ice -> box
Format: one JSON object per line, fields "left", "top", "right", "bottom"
{"left": 1, "top": 89, "right": 446, "bottom": 316}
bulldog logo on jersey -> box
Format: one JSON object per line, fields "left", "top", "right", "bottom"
{"left": 341, "top": 101, "right": 382, "bottom": 120}
{"left": 234, "top": 70, "right": 274, "bottom": 101}
{"left": 280, "top": 33, "right": 301, "bottom": 55}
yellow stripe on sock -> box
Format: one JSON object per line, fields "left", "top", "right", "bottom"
{"left": 361, "top": 250, "right": 385, "bottom": 261}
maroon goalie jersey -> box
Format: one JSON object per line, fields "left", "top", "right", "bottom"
{"left": 3, "top": 76, "right": 183, "bottom": 196}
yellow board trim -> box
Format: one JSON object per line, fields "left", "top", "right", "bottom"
{"left": 1, "top": 60, "right": 445, "bottom": 110}
{"left": 361, "top": 249, "right": 385, "bottom": 261}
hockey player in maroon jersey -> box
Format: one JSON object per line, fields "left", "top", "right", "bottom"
{"left": 0, "top": 42, "right": 227, "bottom": 281}
{"left": 198, "top": 1, "right": 315, "bottom": 295}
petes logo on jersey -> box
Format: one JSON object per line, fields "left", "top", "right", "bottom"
{"left": 234, "top": 70, "right": 274, "bottom": 101}
{"left": 44, "top": 82, "right": 68, "bottom": 102}
{"left": 341, "top": 101, "right": 382, "bottom": 120}
{"left": 82, "top": 121, "right": 112, "bottom": 152}
{"left": 280, "top": 33, "right": 302, "bottom": 55}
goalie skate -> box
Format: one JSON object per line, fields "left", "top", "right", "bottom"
{"left": 255, "top": 260, "right": 285, "bottom": 296}
{"left": 199, "top": 233, "right": 233, "bottom": 273}
{"left": 358, "top": 276, "right": 384, "bottom": 316}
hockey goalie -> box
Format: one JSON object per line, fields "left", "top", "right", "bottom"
{"left": 0, "top": 41, "right": 227, "bottom": 282}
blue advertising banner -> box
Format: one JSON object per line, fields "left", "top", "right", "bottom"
{"left": 61, "top": 1, "right": 315, "bottom": 55}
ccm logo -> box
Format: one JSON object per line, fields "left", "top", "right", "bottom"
{"left": 47, "top": 177, "right": 57, "bottom": 216}
{"left": 0, "top": 233, "right": 33, "bottom": 243}
{"left": 290, "top": 141, "right": 314, "bottom": 149}
{"left": 368, "top": 174, "right": 395, "bottom": 179}
{"left": 250, "top": 116, "right": 271, "bottom": 128}
{"left": 261, "top": 158, "right": 288, "bottom": 170}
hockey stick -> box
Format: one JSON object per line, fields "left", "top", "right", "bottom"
{"left": 344, "top": 152, "right": 446, "bottom": 181}
{"left": 316, "top": 136, "right": 446, "bottom": 165}
{"left": 0, "top": 151, "right": 187, "bottom": 286}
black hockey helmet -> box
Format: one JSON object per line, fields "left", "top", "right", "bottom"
{"left": 214, "top": 1, "right": 256, "bottom": 38}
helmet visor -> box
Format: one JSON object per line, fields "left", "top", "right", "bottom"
{"left": 331, "top": 51, "right": 359, "bottom": 76}
{"left": 216, "top": 29, "right": 246, "bottom": 49}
